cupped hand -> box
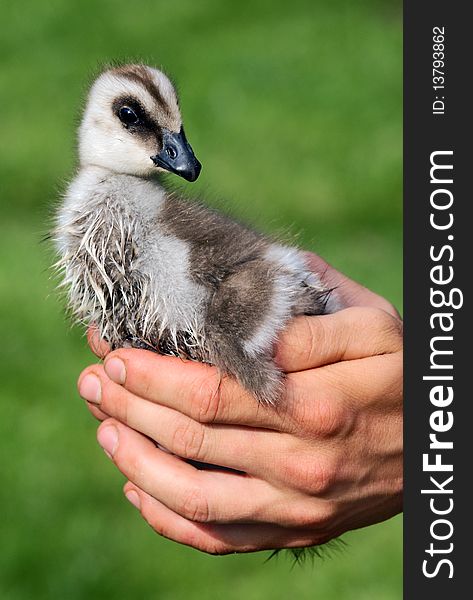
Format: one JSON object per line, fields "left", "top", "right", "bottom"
{"left": 78, "top": 254, "right": 403, "bottom": 554}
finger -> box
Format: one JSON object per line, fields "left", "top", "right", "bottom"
{"left": 280, "top": 352, "right": 402, "bottom": 444}
{"left": 100, "top": 350, "right": 283, "bottom": 429}
{"left": 85, "top": 400, "right": 110, "bottom": 421}
{"left": 87, "top": 327, "right": 111, "bottom": 359}
{"left": 305, "top": 252, "right": 400, "bottom": 317}
{"left": 123, "top": 483, "right": 332, "bottom": 554}
{"left": 97, "top": 419, "right": 290, "bottom": 525}
{"left": 304, "top": 351, "right": 403, "bottom": 414}
{"left": 305, "top": 353, "right": 404, "bottom": 489}
{"left": 79, "top": 365, "right": 291, "bottom": 473}
{"left": 81, "top": 364, "right": 352, "bottom": 494}
{"left": 275, "top": 306, "right": 403, "bottom": 372}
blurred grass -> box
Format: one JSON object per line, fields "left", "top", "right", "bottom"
{"left": 0, "top": 0, "right": 402, "bottom": 598}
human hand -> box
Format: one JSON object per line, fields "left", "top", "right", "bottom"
{"left": 78, "top": 255, "right": 403, "bottom": 554}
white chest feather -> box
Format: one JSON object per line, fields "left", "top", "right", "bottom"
{"left": 54, "top": 168, "right": 208, "bottom": 348}
{"left": 133, "top": 227, "right": 209, "bottom": 336}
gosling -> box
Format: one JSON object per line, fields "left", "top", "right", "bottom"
{"left": 54, "top": 64, "right": 333, "bottom": 404}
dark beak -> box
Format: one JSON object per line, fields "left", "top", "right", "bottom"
{"left": 151, "top": 127, "right": 202, "bottom": 182}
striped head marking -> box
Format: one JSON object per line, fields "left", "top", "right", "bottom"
{"left": 78, "top": 64, "right": 201, "bottom": 181}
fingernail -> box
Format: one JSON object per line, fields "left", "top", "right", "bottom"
{"left": 79, "top": 374, "right": 101, "bottom": 404}
{"left": 125, "top": 489, "right": 141, "bottom": 510}
{"left": 104, "top": 357, "right": 126, "bottom": 385}
{"left": 97, "top": 425, "right": 118, "bottom": 458}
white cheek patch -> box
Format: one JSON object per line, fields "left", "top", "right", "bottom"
{"left": 78, "top": 70, "right": 182, "bottom": 175}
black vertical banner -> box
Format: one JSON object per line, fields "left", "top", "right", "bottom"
{"left": 404, "top": 2, "right": 470, "bottom": 598}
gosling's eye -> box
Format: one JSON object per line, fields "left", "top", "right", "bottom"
{"left": 118, "top": 106, "right": 139, "bottom": 125}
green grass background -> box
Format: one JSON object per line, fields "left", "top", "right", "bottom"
{"left": 0, "top": 0, "right": 402, "bottom": 598}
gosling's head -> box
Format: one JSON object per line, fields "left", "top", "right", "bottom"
{"left": 78, "top": 64, "right": 201, "bottom": 181}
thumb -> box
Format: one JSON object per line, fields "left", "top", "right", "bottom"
{"left": 275, "top": 306, "right": 403, "bottom": 373}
